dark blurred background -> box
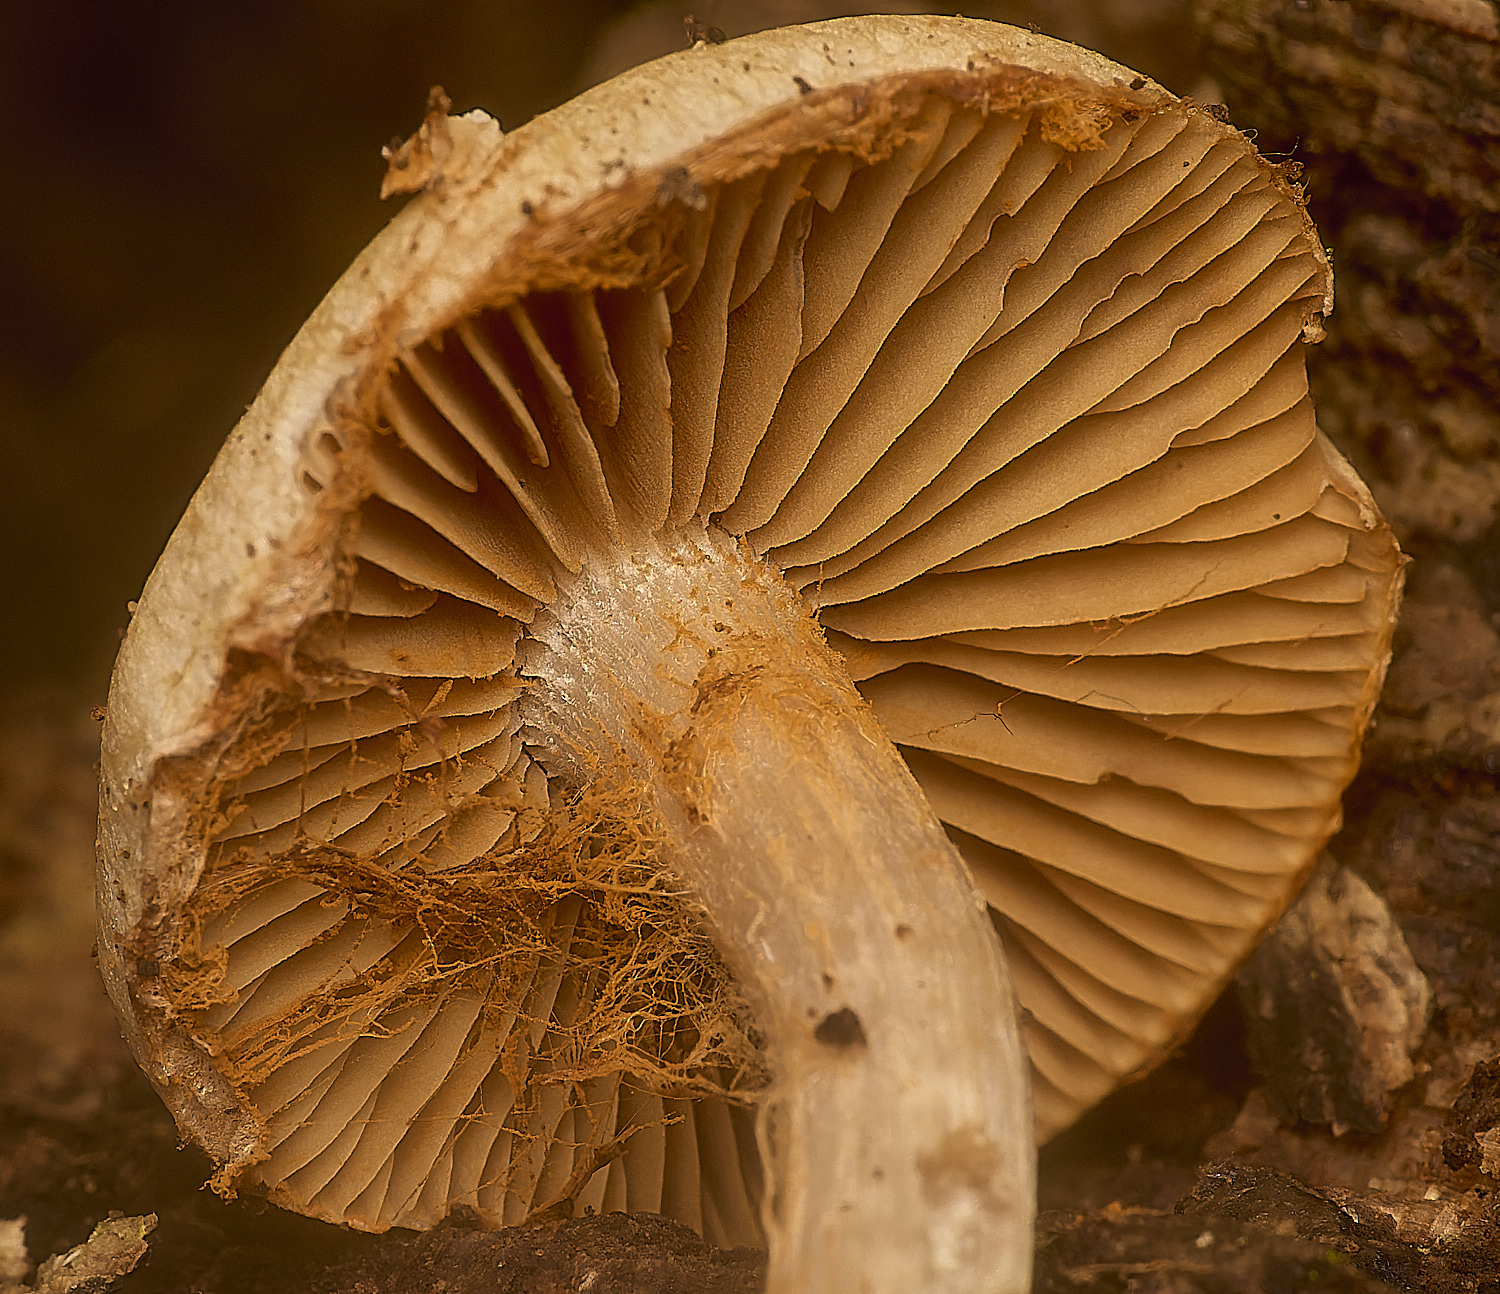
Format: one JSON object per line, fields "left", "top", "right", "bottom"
{"left": 0, "top": 0, "right": 1198, "bottom": 721}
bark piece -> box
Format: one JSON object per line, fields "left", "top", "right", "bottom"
{"left": 1442, "top": 1057, "right": 1500, "bottom": 1174}
{"left": 1192, "top": 0, "right": 1500, "bottom": 556}
{"left": 27, "top": 1215, "right": 155, "bottom": 1294}
{"left": 1236, "top": 860, "right": 1432, "bottom": 1133}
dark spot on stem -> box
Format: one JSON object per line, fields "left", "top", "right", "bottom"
{"left": 815, "top": 1006, "right": 867, "bottom": 1048}
{"left": 793, "top": 75, "right": 813, "bottom": 95}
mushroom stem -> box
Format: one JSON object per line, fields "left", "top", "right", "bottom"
{"left": 667, "top": 658, "right": 1037, "bottom": 1291}
{"left": 523, "top": 526, "right": 1034, "bottom": 1293}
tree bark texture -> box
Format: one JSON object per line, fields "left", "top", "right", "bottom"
{"left": 1188, "top": 9, "right": 1500, "bottom": 1286}
{"left": 1195, "top": 0, "right": 1500, "bottom": 597}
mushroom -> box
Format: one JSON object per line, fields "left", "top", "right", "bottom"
{"left": 94, "top": 15, "right": 1402, "bottom": 1294}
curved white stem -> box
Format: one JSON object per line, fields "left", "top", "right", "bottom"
{"left": 523, "top": 525, "right": 1034, "bottom": 1293}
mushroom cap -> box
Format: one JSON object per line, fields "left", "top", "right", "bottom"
{"left": 97, "top": 13, "right": 1401, "bottom": 1240}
